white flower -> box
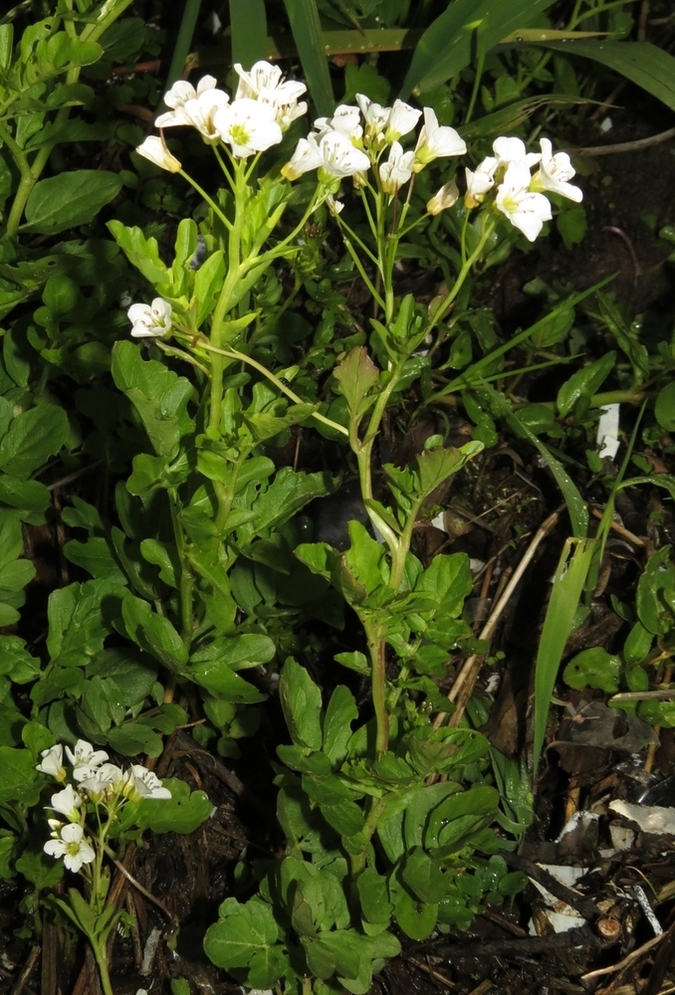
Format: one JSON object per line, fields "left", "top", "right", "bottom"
{"left": 50, "top": 784, "right": 83, "bottom": 821}
{"left": 36, "top": 745, "right": 66, "bottom": 782}
{"left": 315, "top": 104, "right": 363, "bottom": 141}
{"left": 127, "top": 298, "right": 172, "bottom": 339}
{"left": 413, "top": 108, "right": 466, "bottom": 170}
{"left": 136, "top": 135, "right": 182, "bottom": 173}
{"left": 281, "top": 137, "right": 324, "bottom": 180}
{"left": 465, "top": 156, "right": 498, "bottom": 206}
{"left": 155, "top": 75, "right": 221, "bottom": 128}
{"left": 44, "top": 823, "right": 95, "bottom": 873}
{"left": 530, "top": 138, "right": 583, "bottom": 203}
{"left": 427, "top": 179, "right": 459, "bottom": 215}
{"left": 495, "top": 160, "right": 552, "bottom": 242}
{"left": 326, "top": 195, "right": 344, "bottom": 215}
{"left": 379, "top": 141, "right": 415, "bottom": 194}
{"left": 282, "top": 130, "right": 370, "bottom": 182}
{"left": 234, "top": 61, "right": 307, "bottom": 130}
{"left": 78, "top": 762, "right": 126, "bottom": 801}
{"left": 355, "top": 94, "right": 390, "bottom": 144}
{"left": 214, "top": 98, "right": 282, "bottom": 157}
{"left": 492, "top": 136, "right": 540, "bottom": 167}
{"left": 386, "top": 99, "right": 422, "bottom": 143}
{"left": 124, "top": 765, "right": 172, "bottom": 801}
{"left": 65, "top": 740, "right": 109, "bottom": 769}
{"left": 181, "top": 89, "right": 231, "bottom": 142}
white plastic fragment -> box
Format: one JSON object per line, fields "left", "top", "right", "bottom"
{"left": 609, "top": 822, "right": 635, "bottom": 852}
{"left": 599, "top": 116, "right": 613, "bottom": 133}
{"left": 140, "top": 927, "right": 162, "bottom": 976}
{"left": 596, "top": 403, "right": 621, "bottom": 460}
{"left": 632, "top": 884, "right": 663, "bottom": 935}
{"left": 528, "top": 864, "right": 587, "bottom": 934}
{"left": 610, "top": 800, "right": 675, "bottom": 835}
{"left": 555, "top": 810, "right": 599, "bottom": 843}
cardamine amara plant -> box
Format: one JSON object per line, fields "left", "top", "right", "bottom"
{"left": 108, "top": 60, "right": 582, "bottom": 994}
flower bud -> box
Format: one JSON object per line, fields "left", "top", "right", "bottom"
{"left": 427, "top": 179, "right": 459, "bottom": 215}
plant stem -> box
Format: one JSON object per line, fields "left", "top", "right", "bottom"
{"left": 365, "top": 618, "right": 388, "bottom": 756}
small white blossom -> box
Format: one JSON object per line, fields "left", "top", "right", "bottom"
{"left": 379, "top": 141, "right": 415, "bottom": 195}
{"left": 385, "top": 99, "right": 422, "bottom": 143}
{"left": 530, "top": 138, "right": 583, "bottom": 203}
{"left": 36, "top": 745, "right": 66, "bottom": 782}
{"left": 50, "top": 784, "right": 83, "bottom": 821}
{"left": 65, "top": 740, "right": 109, "bottom": 769}
{"left": 78, "top": 762, "right": 126, "bottom": 801}
{"left": 214, "top": 98, "right": 282, "bottom": 157}
{"left": 136, "top": 135, "right": 182, "bottom": 173}
{"left": 495, "top": 160, "right": 552, "bottom": 242}
{"left": 124, "top": 765, "right": 172, "bottom": 801}
{"left": 465, "top": 157, "right": 498, "bottom": 206}
{"left": 234, "top": 61, "right": 307, "bottom": 130}
{"left": 281, "top": 137, "right": 324, "bottom": 180}
{"left": 413, "top": 108, "right": 466, "bottom": 170}
{"left": 44, "top": 824, "right": 95, "bottom": 873}
{"left": 427, "top": 179, "right": 459, "bottom": 215}
{"left": 155, "top": 75, "right": 221, "bottom": 128}
{"left": 326, "top": 195, "right": 344, "bottom": 215}
{"left": 282, "top": 130, "right": 370, "bottom": 181}
{"left": 127, "top": 298, "right": 172, "bottom": 339}
{"left": 492, "top": 136, "right": 540, "bottom": 167}
{"left": 355, "top": 94, "right": 390, "bottom": 144}
{"left": 315, "top": 104, "right": 363, "bottom": 141}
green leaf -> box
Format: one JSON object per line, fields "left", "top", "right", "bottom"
{"left": 563, "top": 646, "right": 621, "bottom": 693}
{"left": 534, "top": 537, "right": 596, "bottom": 771}
{"left": 636, "top": 546, "right": 675, "bottom": 636}
{"left": 204, "top": 895, "right": 282, "bottom": 970}
{"left": 107, "top": 221, "right": 169, "bottom": 286}
{"left": 357, "top": 867, "right": 392, "bottom": 924}
{"left": 540, "top": 41, "right": 675, "bottom": 113}
{"left": 23, "top": 172, "right": 123, "bottom": 235}
{"left": 281, "top": 0, "right": 334, "bottom": 116}
{"left": 322, "top": 686, "right": 358, "bottom": 764}
{"left": 402, "top": 847, "right": 450, "bottom": 904}
{"left": 656, "top": 382, "right": 675, "bottom": 432}
{"left": 401, "top": 0, "right": 555, "bottom": 97}
{"left": 0, "top": 747, "right": 41, "bottom": 805}
{"left": 556, "top": 352, "right": 616, "bottom": 417}
{"left": 389, "top": 872, "right": 438, "bottom": 940}
{"left": 280, "top": 657, "right": 323, "bottom": 751}
{"left": 132, "top": 778, "right": 213, "bottom": 833}
{"left": 46, "top": 580, "right": 116, "bottom": 669}
{"left": 121, "top": 594, "right": 188, "bottom": 670}
{"left": 0, "top": 403, "right": 69, "bottom": 478}
{"left": 64, "top": 537, "right": 127, "bottom": 584}
{"left": 333, "top": 347, "right": 380, "bottom": 423}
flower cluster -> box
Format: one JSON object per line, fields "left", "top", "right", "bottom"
{"left": 136, "top": 61, "right": 307, "bottom": 169}
{"left": 282, "top": 94, "right": 466, "bottom": 210}
{"left": 465, "top": 136, "right": 582, "bottom": 242}
{"left": 37, "top": 740, "right": 171, "bottom": 872}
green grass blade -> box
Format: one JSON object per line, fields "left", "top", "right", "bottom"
{"left": 229, "top": 0, "right": 268, "bottom": 69}
{"left": 506, "top": 410, "right": 589, "bottom": 539}
{"left": 400, "top": 0, "right": 556, "bottom": 98}
{"left": 533, "top": 538, "right": 595, "bottom": 773}
{"left": 282, "top": 0, "right": 334, "bottom": 116}
{"left": 162, "top": 0, "right": 202, "bottom": 104}
{"left": 537, "top": 41, "right": 675, "bottom": 114}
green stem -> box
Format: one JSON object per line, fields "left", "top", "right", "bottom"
{"left": 179, "top": 169, "right": 232, "bottom": 230}
{"left": 349, "top": 795, "right": 388, "bottom": 877}
{"left": 90, "top": 939, "right": 115, "bottom": 995}
{"left": 197, "top": 340, "right": 349, "bottom": 437}
{"left": 169, "top": 487, "right": 193, "bottom": 648}
{"left": 367, "top": 622, "right": 388, "bottom": 756}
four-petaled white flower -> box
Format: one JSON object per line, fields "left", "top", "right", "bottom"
{"left": 530, "top": 138, "right": 582, "bottom": 203}
{"left": 155, "top": 75, "right": 221, "bottom": 128}
{"left": 44, "top": 824, "right": 95, "bottom": 873}
{"left": 281, "top": 137, "right": 324, "bottom": 180}
{"left": 413, "top": 108, "right": 466, "bottom": 170}
{"left": 127, "top": 298, "right": 172, "bottom": 339}
{"left": 179, "top": 88, "right": 231, "bottom": 142}
{"left": 66, "top": 740, "right": 109, "bottom": 769}
{"left": 124, "top": 766, "right": 172, "bottom": 801}
{"left": 315, "top": 104, "right": 363, "bottom": 142}
{"left": 214, "top": 98, "right": 282, "bottom": 157}
{"left": 465, "top": 157, "right": 498, "bottom": 206}
{"left": 77, "top": 762, "right": 126, "bottom": 801}
{"left": 50, "top": 784, "right": 83, "bottom": 821}
{"left": 385, "top": 99, "right": 422, "bottom": 144}
{"left": 136, "top": 135, "right": 182, "bottom": 173}
{"left": 495, "top": 160, "right": 552, "bottom": 242}
{"left": 427, "top": 179, "right": 459, "bottom": 216}
{"left": 37, "top": 744, "right": 67, "bottom": 782}
{"left": 234, "top": 61, "right": 307, "bottom": 129}
{"left": 379, "top": 141, "right": 415, "bottom": 195}
{"left": 492, "top": 136, "right": 540, "bottom": 168}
